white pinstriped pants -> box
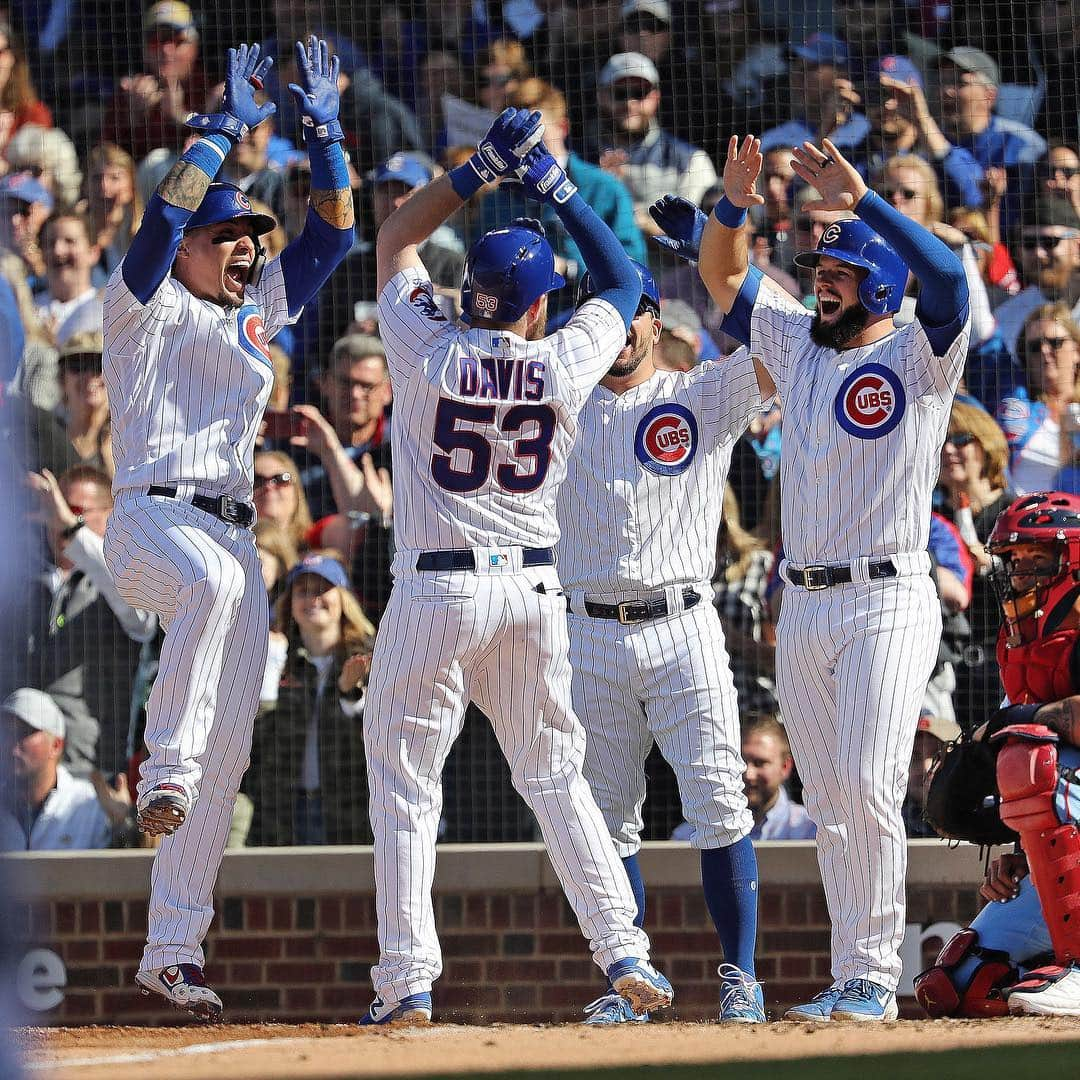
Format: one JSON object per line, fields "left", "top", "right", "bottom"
{"left": 363, "top": 560, "right": 650, "bottom": 1003}
{"left": 569, "top": 600, "right": 752, "bottom": 857}
{"left": 775, "top": 572, "right": 940, "bottom": 991}
{"left": 104, "top": 491, "right": 268, "bottom": 971}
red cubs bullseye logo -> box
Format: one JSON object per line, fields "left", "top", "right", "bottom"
{"left": 237, "top": 305, "right": 271, "bottom": 365}
{"left": 635, "top": 403, "right": 698, "bottom": 476}
{"left": 834, "top": 363, "right": 905, "bottom": 439}
{"left": 235, "top": 191, "right": 253, "bottom": 212}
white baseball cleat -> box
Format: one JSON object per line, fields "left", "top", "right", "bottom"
{"left": 1007, "top": 963, "right": 1080, "bottom": 1016}
{"left": 136, "top": 964, "right": 223, "bottom": 1021}
{"left": 136, "top": 783, "right": 191, "bottom": 836}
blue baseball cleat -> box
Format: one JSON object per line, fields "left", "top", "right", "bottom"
{"left": 358, "top": 991, "right": 433, "bottom": 1026}
{"left": 783, "top": 984, "right": 845, "bottom": 1022}
{"left": 605, "top": 957, "right": 674, "bottom": 1015}
{"left": 582, "top": 992, "right": 650, "bottom": 1025}
{"left": 830, "top": 978, "right": 899, "bottom": 1022}
{"left": 717, "top": 963, "right": 766, "bottom": 1023}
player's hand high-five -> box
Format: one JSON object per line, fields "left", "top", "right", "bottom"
{"left": 790, "top": 138, "right": 869, "bottom": 211}
{"left": 649, "top": 195, "right": 707, "bottom": 262}
{"left": 288, "top": 35, "right": 341, "bottom": 132}
{"left": 223, "top": 43, "right": 276, "bottom": 129}
{"left": 461, "top": 107, "right": 546, "bottom": 188}
{"left": 721, "top": 135, "right": 765, "bottom": 209}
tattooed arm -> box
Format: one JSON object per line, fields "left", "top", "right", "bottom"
{"left": 1036, "top": 697, "right": 1080, "bottom": 747}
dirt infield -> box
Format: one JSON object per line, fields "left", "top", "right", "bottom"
{"left": 21, "top": 1017, "right": 1080, "bottom": 1080}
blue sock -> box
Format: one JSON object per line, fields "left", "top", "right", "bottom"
{"left": 701, "top": 837, "right": 758, "bottom": 976}
{"left": 622, "top": 853, "right": 646, "bottom": 929}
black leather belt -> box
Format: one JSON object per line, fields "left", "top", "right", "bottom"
{"left": 147, "top": 485, "right": 256, "bottom": 528}
{"left": 416, "top": 547, "right": 555, "bottom": 572}
{"left": 584, "top": 588, "right": 701, "bottom": 625}
{"left": 786, "top": 559, "right": 897, "bottom": 590}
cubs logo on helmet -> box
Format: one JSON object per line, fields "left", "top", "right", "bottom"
{"left": 635, "top": 403, "right": 698, "bottom": 476}
{"left": 235, "top": 191, "right": 252, "bottom": 212}
{"left": 834, "top": 363, "right": 905, "bottom": 439}
{"left": 237, "top": 305, "right": 271, "bottom": 364}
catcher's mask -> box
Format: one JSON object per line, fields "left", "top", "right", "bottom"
{"left": 987, "top": 491, "right": 1080, "bottom": 643}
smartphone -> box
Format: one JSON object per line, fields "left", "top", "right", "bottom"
{"left": 262, "top": 409, "right": 307, "bottom": 442}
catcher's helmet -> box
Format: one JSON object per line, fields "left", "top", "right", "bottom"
{"left": 461, "top": 219, "right": 565, "bottom": 323}
{"left": 987, "top": 491, "right": 1080, "bottom": 641}
{"left": 578, "top": 259, "right": 660, "bottom": 317}
{"left": 793, "top": 218, "right": 908, "bottom": 315}
{"left": 185, "top": 182, "right": 277, "bottom": 236}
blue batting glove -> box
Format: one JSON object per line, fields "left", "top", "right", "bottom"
{"left": 288, "top": 36, "right": 341, "bottom": 126}
{"left": 223, "top": 43, "right": 276, "bottom": 130}
{"left": 650, "top": 194, "right": 707, "bottom": 262}
{"left": 513, "top": 143, "right": 578, "bottom": 205}
{"left": 450, "top": 108, "right": 547, "bottom": 200}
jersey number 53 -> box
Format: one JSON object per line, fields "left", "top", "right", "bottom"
{"left": 431, "top": 398, "right": 556, "bottom": 494}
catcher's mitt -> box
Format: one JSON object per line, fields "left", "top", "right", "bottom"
{"left": 923, "top": 735, "right": 1018, "bottom": 846}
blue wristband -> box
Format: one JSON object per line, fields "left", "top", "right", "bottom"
{"left": 308, "top": 139, "right": 349, "bottom": 192}
{"left": 180, "top": 135, "right": 234, "bottom": 181}
{"left": 448, "top": 161, "right": 485, "bottom": 201}
{"left": 713, "top": 196, "right": 748, "bottom": 228}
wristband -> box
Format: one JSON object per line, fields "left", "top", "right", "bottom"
{"left": 185, "top": 111, "right": 248, "bottom": 142}
{"left": 300, "top": 115, "right": 345, "bottom": 147}
{"left": 448, "top": 160, "right": 488, "bottom": 201}
{"left": 712, "top": 196, "right": 748, "bottom": 229}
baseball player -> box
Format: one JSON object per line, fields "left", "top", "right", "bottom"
{"left": 558, "top": 262, "right": 767, "bottom": 1024}
{"left": 101, "top": 39, "right": 354, "bottom": 1019}
{"left": 651, "top": 135, "right": 970, "bottom": 1021}
{"left": 915, "top": 492, "right": 1080, "bottom": 1019}
{"left": 361, "top": 109, "right": 673, "bottom": 1025}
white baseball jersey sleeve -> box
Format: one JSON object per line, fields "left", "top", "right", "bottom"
{"left": 748, "top": 286, "right": 970, "bottom": 565}
{"left": 377, "top": 267, "right": 627, "bottom": 552}
{"left": 103, "top": 256, "right": 298, "bottom": 502}
{"left": 557, "top": 348, "right": 764, "bottom": 593}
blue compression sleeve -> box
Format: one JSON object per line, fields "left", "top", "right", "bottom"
{"left": 622, "top": 854, "right": 646, "bottom": 929}
{"left": 307, "top": 139, "right": 350, "bottom": 193}
{"left": 855, "top": 189, "right": 968, "bottom": 350}
{"left": 279, "top": 208, "right": 354, "bottom": 317}
{"left": 554, "top": 192, "right": 640, "bottom": 329}
{"left": 701, "top": 838, "right": 759, "bottom": 976}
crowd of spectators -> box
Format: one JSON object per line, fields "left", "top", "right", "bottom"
{"left": 2, "top": 0, "right": 1078, "bottom": 851}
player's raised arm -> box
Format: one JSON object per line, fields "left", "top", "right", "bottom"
{"left": 121, "top": 44, "right": 276, "bottom": 303}
{"left": 276, "top": 36, "right": 355, "bottom": 317}
{"left": 791, "top": 137, "right": 969, "bottom": 354}
{"left": 375, "top": 109, "right": 546, "bottom": 296}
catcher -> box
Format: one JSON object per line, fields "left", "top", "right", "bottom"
{"left": 916, "top": 491, "right": 1080, "bottom": 1018}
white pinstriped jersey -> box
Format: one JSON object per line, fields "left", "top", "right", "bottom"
{"left": 748, "top": 286, "right": 970, "bottom": 565}
{"left": 103, "top": 257, "right": 297, "bottom": 502}
{"left": 557, "top": 349, "right": 764, "bottom": 593}
{"left": 378, "top": 267, "right": 627, "bottom": 551}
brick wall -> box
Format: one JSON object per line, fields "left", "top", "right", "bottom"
{"left": 8, "top": 843, "right": 989, "bottom": 1025}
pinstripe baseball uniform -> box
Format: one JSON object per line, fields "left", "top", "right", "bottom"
{"left": 364, "top": 267, "right": 653, "bottom": 1004}
{"left": 745, "top": 283, "right": 970, "bottom": 990}
{"left": 102, "top": 256, "right": 294, "bottom": 972}
{"left": 556, "top": 351, "right": 762, "bottom": 856}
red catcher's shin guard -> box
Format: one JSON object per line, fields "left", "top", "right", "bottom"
{"left": 994, "top": 725, "right": 1080, "bottom": 963}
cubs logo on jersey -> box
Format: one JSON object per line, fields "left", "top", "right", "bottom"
{"left": 834, "top": 363, "right": 906, "bottom": 439}
{"left": 409, "top": 284, "right": 448, "bottom": 322}
{"left": 635, "top": 403, "right": 698, "bottom": 476}
{"left": 236, "top": 304, "right": 271, "bottom": 365}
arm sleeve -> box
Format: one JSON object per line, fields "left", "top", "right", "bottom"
{"left": 278, "top": 208, "right": 355, "bottom": 318}
{"left": 552, "top": 192, "right": 640, "bottom": 329}
{"left": 854, "top": 189, "right": 969, "bottom": 353}
{"left": 120, "top": 194, "right": 195, "bottom": 305}
{"left": 695, "top": 347, "right": 766, "bottom": 448}
{"left": 377, "top": 266, "right": 455, "bottom": 384}
{"left": 65, "top": 529, "right": 158, "bottom": 643}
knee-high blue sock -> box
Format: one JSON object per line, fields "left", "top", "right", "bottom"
{"left": 701, "top": 837, "right": 758, "bottom": 976}
{"left": 622, "top": 853, "right": 646, "bottom": 929}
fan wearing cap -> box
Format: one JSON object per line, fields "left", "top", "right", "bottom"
{"left": 99, "top": 37, "right": 353, "bottom": 1021}
{"left": 651, "top": 133, "right": 969, "bottom": 1021}
{"left": 0, "top": 688, "right": 113, "bottom": 851}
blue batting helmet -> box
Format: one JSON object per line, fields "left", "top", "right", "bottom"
{"left": 461, "top": 219, "right": 565, "bottom": 323}
{"left": 578, "top": 259, "right": 660, "bottom": 317}
{"left": 793, "top": 218, "right": 908, "bottom": 315}
{"left": 184, "top": 182, "right": 277, "bottom": 236}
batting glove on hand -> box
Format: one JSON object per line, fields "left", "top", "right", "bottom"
{"left": 512, "top": 143, "right": 579, "bottom": 205}
{"left": 288, "top": 36, "right": 341, "bottom": 126}
{"left": 223, "top": 43, "right": 276, "bottom": 130}
{"left": 649, "top": 194, "right": 706, "bottom": 262}
{"left": 463, "top": 108, "right": 547, "bottom": 186}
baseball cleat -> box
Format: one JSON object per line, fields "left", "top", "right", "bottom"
{"left": 606, "top": 958, "right": 674, "bottom": 1015}
{"left": 1007, "top": 963, "right": 1080, "bottom": 1016}
{"left": 136, "top": 964, "right": 223, "bottom": 1021}
{"left": 136, "top": 783, "right": 190, "bottom": 836}
{"left": 717, "top": 963, "right": 766, "bottom": 1023}
{"left": 830, "top": 978, "right": 899, "bottom": 1022}
{"left": 582, "top": 992, "right": 649, "bottom": 1025}
{"left": 783, "top": 984, "right": 844, "bottom": 1022}
{"left": 358, "top": 991, "right": 433, "bottom": 1026}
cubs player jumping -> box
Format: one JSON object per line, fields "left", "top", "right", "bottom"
{"left": 361, "top": 109, "right": 673, "bottom": 1025}
{"left": 915, "top": 492, "right": 1080, "bottom": 1019}
{"left": 559, "top": 262, "right": 768, "bottom": 1024}
{"left": 652, "top": 135, "right": 970, "bottom": 1021}
{"left": 101, "top": 39, "right": 353, "bottom": 1018}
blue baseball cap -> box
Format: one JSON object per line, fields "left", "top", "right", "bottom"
{"left": 370, "top": 153, "right": 434, "bottom": 190}
{"left": 0, "top": 171, "right": 54, "bottom": 211}
{"left": 790, "top": 33, "right": 849, "bottom": 68}
{"left": 285, "top": 553, "right": 351, "bottom": 591}
{"left": 874, "top": 54, "right": 923, "bottom": 89}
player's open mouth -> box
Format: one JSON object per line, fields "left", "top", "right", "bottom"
{"left": 226, "top": 264, "right": 250, "bottom": 288}
{"left": 818, "top": 296, "right": 841, "bottom": 317}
